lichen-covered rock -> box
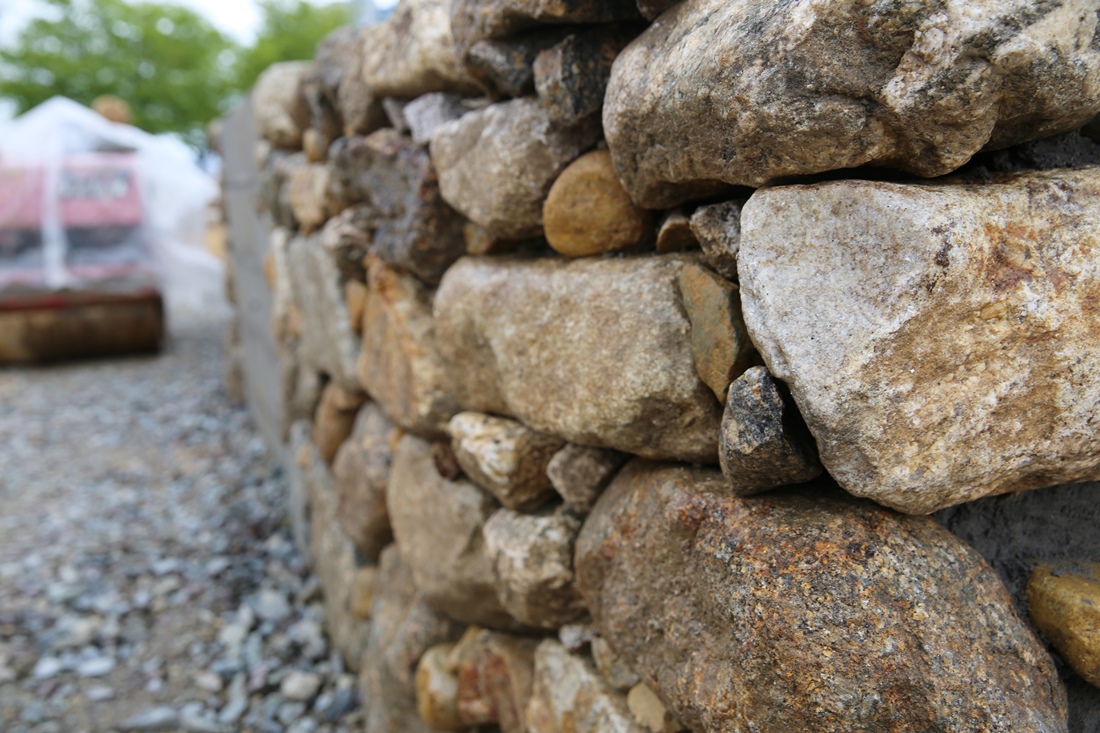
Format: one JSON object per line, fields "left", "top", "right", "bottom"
{"left": 543, "top": 150, "right": 653, "bottom": 257}
{"left": 449, "top": 412, "right": 562, "bottom": 510}
{"left": 525, "top": 640, "right": 644, "bottom": 733}
{"left": 451, "top": 0, "right": 641, "bottom": 55}
{"left": 430, "top": 98, "right": 601, "bottom": 240}
{"left": 332, "top": 403, "right": 397, "bottom": 559}
{"left": 533, "top": 25, "right": 639, "bottom": 125}
{"left": 739, "top": 169, "right": 1100, "bottom": 514}
{"left": 575, "top": 460, "right": 1067, "bottom": 733}
{"left": 253, "top": 61, "right": 310, "bottom": 149}
{"left": 719, "top": 366, "right": 822, "bottom": 493}
{"left": 1029, "top": 563, "right": 1100, "bottom": 689}
{"left": 312, "top": 383, "right": 367, "bottom": 464}
{"left": 679, "top": 263, "right": 756, "bottom": 402}
{"left": 546, "top": 444, "right": 625, "bottom": 514}
{"left": 357, "top": 259, "right": 459, "bottom": 436}
{"left": 388, "top": 434, "right": 520, "bottom": 630}
{"left": 688, "top": 200, "right": 742, "bottom": 281}
{"left": 363, "top": 0, "right": 482, "bottom": 98}
{"left": 482, "top": 505, "right": 586, "bottom": 629}
{"left": 434, "top": 255, "right": 721, "bottom": 463}
{"left": 449, "top": 627, "right": 539, "bottom": 733}
{"left": 604, "top": 0, "right": 1100, "bottom": 207}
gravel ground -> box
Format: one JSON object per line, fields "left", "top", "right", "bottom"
{"left": 0, "top": 303, "right": 361, "bottom": 733}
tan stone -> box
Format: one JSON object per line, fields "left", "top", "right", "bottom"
{"left": 449, "top": 412, "right": 562, "bottom": 510}
{"left": 679, "top": 262, "right": 756, "bottom": 402}
{"left": 434, "top": 255, "right": 721, "bottom": 463}
{"left": 654, "top": 209, "right": 696, "bottom": 254}
{"left": 448, "top": 627, "right": 539, "bottom": 733}
{"left": 351, "top": 566, "right": 379, "bottom": 621}
{"left": 303, "top": 127, "right": 327, "bottom": 163}
{"left": 346, "top": 280, "right": 367, "bottom": 335}
{"left": 591, "top": 636, "right": 639, "bottom": 693}
{"left": 525, "top": 640, "right": 644, "bottom": 733}
{"left": 1028, "top": 563, "right": 1100, "bottom": 688}
{"left": 288, "top": 164, "right": 346, "bottom": 235}
{"left": 332, "top": 403, "right": 397, "bottom": 559}
{"left": 357, "top": 259, "right": 459, "bottom": 436}
{"left": 416, "top": 644, "right": 466, "bottom": 731}
{"left": 687, "top": 201, "right": 742, "bottom": 281}
{"left": 543, "top": 150, "right": 653, "bottom": 258}
{"left": 546, "top": 444, "right": 625, "bottom": 514}
{"left": 253, "top": 61, "right": 310, "bottom": 150}
{"left": 627, "top": 684, "right": 682, "bottom": 733}
{"left": 313, "top": 384, "right": 367, "bottom": 464}
{"left": 338, "top": 27, "right": 389, "bottom": 137}
{"left": 739, "top": 169, "right": 1100, "bottom": 514}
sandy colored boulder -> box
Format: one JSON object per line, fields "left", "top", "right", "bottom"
{"left": 546, "top": 444, "right": 625, "bottom": 514}
{"left": 575, "top": 460, "right": 1066, "bottom": 733}
{"left": 346, "top": 280, "right": 367, "bottom": 335}
{"left": 688, "top": 200, "right": 742, "bottom": 281}
{"left": 357, "top": 259, "right": 459, "bottom": 436}
{"left": 525, "top": 640, "right": 644, "bottom": 733}
{"left": 434, "top": 255, "right": 721, "bottom": 463}
{"left": 627, "top": 684, "right": 682, "bottom": 733}
{"left": 448, "top": 627, "right": 539, "bottom": 733}
{"left": 1029, "top": 564, "right": 1100, "bottom": 688}
{"left": 253, "top": 61, "right": 310, "bottom": 149}
{"left": 739, "top": 169, "right": 1100, "bottom": 514}
{"left": 679, "top": 263, "right": 756, "bottom": 402}
{"left": 416, "top": 644, "right": 466, "bottom": 731}
{"left": 449, "top": 412, "right": 563, "bottom": 510}
{"left": 313, "top": 383, "right": 367, "bottom": 464}
{"left": 430, "top": 98, "right": 601, "bottom": 240}
{"left": 332, "top": 403, "right": 398, "bottom": 559}
{"left": 604, "top": 0, "right": 1100, "bottom": 207}
{"left": 462, "top": 30, "right": 570, "bottom": 98}
{"left": 543, "top": 150, "right": 653, "bottom": 257}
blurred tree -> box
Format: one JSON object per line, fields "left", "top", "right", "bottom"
{"left": 0, "top": 0, "right": 238, "bottom": 146}
{"left": 234, "top": 0, "right": 351, "bottom": 92}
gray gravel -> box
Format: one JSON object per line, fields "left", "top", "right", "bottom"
{"left": 0, "top": 303, "right": 360, "bottom": 733}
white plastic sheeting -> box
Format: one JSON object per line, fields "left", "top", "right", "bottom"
{"left": 0, "top": 97, "right": 222, "bottom": 309}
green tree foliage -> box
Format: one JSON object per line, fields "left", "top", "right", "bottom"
{"left": 0, "top": 0, "right": 238, "bottom": 146}
{"left": 234, "top": 0, "right": 351, "bottom": 92}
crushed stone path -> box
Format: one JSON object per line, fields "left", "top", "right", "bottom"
{"left": 0, "top": 304, "right": 360, "bottom": 733}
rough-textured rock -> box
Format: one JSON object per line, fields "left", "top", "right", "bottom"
{"left": 1029, "top": 564, "right": 1100, "bottom": 689}
{"left": 299, "top": 26, "right": 360, "bottom": 151}
{"left": 546, "top": 444, "right": 625, "bottom": 514}
{"left": 627, "top": 683, "right": 682, "bottom": 733}
{"left": 543, "top": 150, "right": 653, "bottom": 257}
{"left": 434, "top": 255, "right": 721, "bottom": 463}
{"left": 288, "top": 163, "right": 346, "bottom": 235}
{"left": 654, "top": 209, "right": 696, "bottom": 254}
{"left": 679, "top": 263, "right": 755, "bottom": 402}
{"left": 260, "top": 152, "right": 308, "bottom": 230}
{"left": 329, "top": 131, "right": 466, "bottom": 285}
{"left": 448, "top": 627, "right": 538, "bottom": 732}
{"left": 739, "top": 169, "right": 1100, "bottom": 514}
{"left": 253, "top": 61, "right": 310, "bottom": 149}
{"left": 462, "top": 29, "right": 572, "bottom": 98}
{"left": 591, "top": 636, "right": 639, "bottom": 693}
{"left": 357, "top": 259, "right": 459, "bottom": 436}
{"left": 430, "top": 98, "right": 601, "bottom": 240}
{"left": 319, "top": 205, "right": 372, "bottom": 284}
{"left": 361, "top": 546, "right": 465, "bottom": 733}
{"left": 415, "top": 644, "right": 466, "bottom": 731}
{"left": 719, "top": 366, "right": 822, "bottom": 493}
{"left": 312, "top": 383, "right": 367, "bottom": 464}
{"left": 575, "top": 460, "right": 1067, "bottom": 733}
{"left": 605, "top": 0, "right": 1100, "bottom": 207}
{"left": 482, "top": 505, "right": 586, "bottom": 629}
{"left": 363, "top": 0, "right": 482, "bottom": 98}
{"left": 449, "top": 412, "right": 563, "bottom": 510}
{"left": 338, "top": 25, "right": 389, "bottom": 136}
{"left": 351, "top": 566, "right": 380, "bottom": 620}
{"left": 525, "top": 640, "right": 644, "bottom": 733}
{"left": 533, "top": 26, "right": 639, "bottom": 125}
{"left": 404, "top": 92, "right": 471, "bottom": 146}
{"left": 688, "top": 201, "right": 742, "bottom": 281}
{"left": 332, "top": 403, "right": 398, "bottom": 559}
{"left": 451, "top": 0, "right": 641, "bottom": 54}
{"left": 388, "top": 434, "right": 519, "bottom": 629}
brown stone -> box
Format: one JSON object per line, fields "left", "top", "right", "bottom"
{"left": 627, "top": 684, "right": 682, "bottom": 733}
{"left": 351, "top": 566, "right": 379, "bottom": 620}
{"left": 525, "top": 640, "right": 644, "bottom": 733}
{"left": 357, "top": 259, "right": 459, "bottom": 436}
{"left": 288, "top": 163, "right": 346, "bottom": 235}
{"left": 332, "top": 403, "right": 397, "bottom": 559}
{"left": 449, "top": 627, "right": 539, "bottom": 733}
{"left": 533, "top": 25, "right": 640, "bottom": 126}
{"left": 688, "top": 201, "right": 743, "bottom": 282}
{"left": 434, "top": 255, "right": 721, "bottom": 463}
{"left": 654, "top": 209, "right": 696, "bottom": 254}
{"left": 462, "top": 29, "right": 572, "bottom": 98}
{"left": 679, "top": 262, "right": 756, "bottom": 402}
{"left": 346, "top": 280, "right": 367, "bottom": 335}
{"left": 451, "top": 0, "right": 641, "bottom": 55}
{"left": 449, "top": 412, "right": 562, "bottom": 510}
{"left": 339, "top": 26, "right": 389, "bottom": 137}
{"left": 388, "top": 434, "right": 520, "bottom": 630}
{"left": 416, "top": 644, "right": 466, "bottom": 731}
{"left": 319, "top": 205, "right": 372, "bottom": 284}
{"left": 253, "top": 61, "right": 310, "bottom": 149}
{"left": 463, "top": 221, "right": 522, "bottom": 257}
{"left": 303, "top": 127, "right": 328, "bottom": 163}
{"left": 313, "top": 384, "right": 367, "bottom": 464}
{"left": 1028, "top": 564, "right": 1100, "bottom": 689}
{"left": 591, "top": 636, "right": 639, "bottom": 693}
{"left": 575, "top": 461, "right": 1067, "bottom": 733}
{"left": 546, "top": 444, "right": 625, "bottom": 515}
{"left": 543, "top": 150, "right": 653, "bottom": 257}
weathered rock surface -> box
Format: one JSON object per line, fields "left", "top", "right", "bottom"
{"left": 388, "top": 434, "right": 519, "bottom": 629}
{"left": 688, "top": 200, "right": 742, "bottom": 281}
{"left": 462, "top": 29, "right": 571, "bottom": 98}
{"left": 363, "top": 0, "right": 482, "bottom": 98}
{"left": 312, "top": 383, "right": 367, "bottom": 464}
{"left": 332, "top": 403, "right": 398, "bottom": 559}
{"left": 719, "top": 366, "right": 822, "bottom": 493}
{"left": 534, "top": 26, "right": 639, "bottom": 125}
{"left": 604, "top": 0, "right": 1100, "bottom": 207}
{"left": 482, "top": 505, "right": 586, "bottom": 629}
{"left": 739, "top": 169, "right": 1100, "bottom": 514}
{"left": 449, "top": 412, "right": 563, "bottom": 510}
{"left": 289, "top": 163, "right": 346, "bottom": 235}
{"left": 451, "top": 0, "right": 640, "bottom": 54}
{"left": 591, "top": 636, "right": 639, "bottom": 693}
{"left": 430, "top": 98, "right": 601, "bottom": 240}
{"left": 434, "top": 255, "right": 721, "bottom": 463}
{"left": 546, "top": 444, "right": 625, "bottom": 514}
{"left": 449, "top": 627, "right": 538, "bottom": 732}
{"left": 415, "top": 644, "right": 466, "bottom": 730}
{"left": 300, "top": 26, "right": 360, "bottom": 151}
{"left": 404, "top": 92, "right": 470, "bottom": 146}
{"left": 679, "top": 263, "right": 755, "bottom": 402}
{"left": 357, "top": 259, "right": 459, "bottom": 436}
{"left": 525, "top": 640, "right": 644, "bottom": 733}
{"left": 259, "top": 152, "right": 308, "bottom": 230}
{"left": 253, "top": 61, "right": 310, "bottom": 150}
{"left": 575, "top": 460, "right": 1067, "bottom": 733}
{"left": 1029, "top": 564, "right": 1100, "bottom": 689}
{"left": 543, "top": 150, "right": 653, "bottom": 257}
{"left": 339, "top": 26, "right": 389, "bottom": 136}
{"left": 654, "top": 209, "right": 696, "bottom": 254}
{"left": 352, "top": 565, "right": 380, "bottom": 620}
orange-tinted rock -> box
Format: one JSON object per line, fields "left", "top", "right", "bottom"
{"left": 678, "top": 262, "right": 756, "bottom": 402}
{"left": 1028, "top": 563, "right": 1100, "bottom": 688}
{"left": 449, "top": 627, "right": 538, "bottom": 733}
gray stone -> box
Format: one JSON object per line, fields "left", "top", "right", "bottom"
{"left": 688, "top": 201, "right": 743, "bottom": 282}
{"left": 575, "top": 461, "right": 1067, "bottom": 733}
{"left": 738, "top": 169, "right": 1100, "bottom": 514}
{"left": 332, "top": 403, "right": 397, "bottom": 560}
{"left": 462, "top": 30, "right": 573, "bottom": 98}
{"left": 604, "top": 0, "right": 1100, "bottom": 207}
{"left": 451, "top": 0, "right": 641, "bottom": 56}
{"left": 404, "top": 93, "right": 471, "bottom": 146}
{"left": 430, "top": 97, "right": 601, "bottom": 240}
{"left": 434, "top": 255, "right": 721, "bottom": 463}
{"left": 338, "top": 26, "right": 389, "bottom": 136}
{"left": 75, "top": 654, "right": 115, "bottom": 677}
{"left": 299, "top": 26, "right": 360, "bottom": 154}
{"left": 281, "top": 670, "right": 323, "bottom": 701}
{"left": 546, "top": 444, "right": 625, "bottom": 515}
{"left": 119, "top": 706, "right": 180, "bottom": 732}
{"left": 533, "top": 25, "right": 639, "bottom": 125}
{"left": 288, "top": 163, "right": 346, "bottom": 235}
{"left": 654, "top": 209, "right": 696, "bottom": 254}
{"left": 525, "top": 640, "right": 643, "bottom": 733}
{"left": 253, "top": 62, "right": 310, "bottom": 150}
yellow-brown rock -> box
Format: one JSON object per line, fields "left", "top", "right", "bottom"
{"left": 313, "top": 383, "right": 367, "bottom": 464}
{"left": 416, "top": 644, "right": 467, "bottom": 731}
{"left": 679, "top": 262, "right": 756, "bottom": 402}
{"left": 1028, "top": 564, "right": 1100, "bottom": 688}
{"left": 543, "top": 150, "right": 652, "bottom": 258}
{"left": 351, "top": 566, "right": 380, "bottom": 620}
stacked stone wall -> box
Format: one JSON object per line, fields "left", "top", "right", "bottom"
{"left": 226, "top": 1, "right": 1100, "bottom": 731}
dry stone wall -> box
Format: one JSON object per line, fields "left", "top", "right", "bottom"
{"left": 227, "top": 1, "right": 1100, "bottom": 731}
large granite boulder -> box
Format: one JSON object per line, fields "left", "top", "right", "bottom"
{"left": 739, "top": 169, "right": 1100, "bottom": 514}
{"left": 604, "top": 0, "right": 1100, "bottom": 207}
{"left": 434, "top": 255, "right": 722, "bottom": 463}
{"left": 575, "top": 460, "right": 1067, "bottom": 733}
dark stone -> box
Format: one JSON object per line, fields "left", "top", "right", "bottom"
{"left": 451, "top": 0, "right": 642, "bottom": 57}
{"left": 463, "top": 28, "right": 573, "bottom": 98}
{"left": 533, "top": 25, "right": 641, "bottom": 125}
{"left": 636, "top": 0, "right": 679, "bottom": 21}
{"left": 688, "top": 200, "right": 743, "bottom": 282}
{"left": 300, "top": 26, "right": 361, "bottom": 150}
